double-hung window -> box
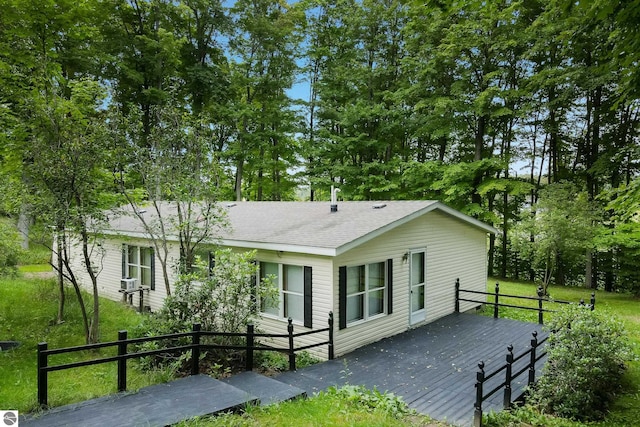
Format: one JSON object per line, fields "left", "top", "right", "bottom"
{"left": 259, "top": 262, "right": 312, "bottom": 328}
{"left": 339, "top": 259, "right": 392, "bottom": 329}
{"left": 346, "top": 262, "right": 386, "bottom": 323}
{"left": 192, "top": 249, "right": 215, "bottom": 277}
{"left": 122, "top": 244, "right": 155, "bottom": 290}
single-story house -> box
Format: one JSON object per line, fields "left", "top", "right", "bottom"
{"left": 68, "top": 200, "right": 496, "bottom": 357}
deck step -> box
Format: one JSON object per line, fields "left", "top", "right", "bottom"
{"left": 21, "top": 375, "right": 258, "bottom": 427}
{"left": 222, "top": 371, "right": 307, "bottom": 406}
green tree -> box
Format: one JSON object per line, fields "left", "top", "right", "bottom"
{"left": 227, "top": 0, "right": 303, "bottom": 201}
{"left": 113, "top": 103, "right": 227, "bottom": 294}
{"left": 599, "top": 178, "right": 640, "bottom": 296}
{"left": 28, "top": 79, "right": 113, "bottom": 344}
{"left": 512, "top": 183, "right": 601, "bottom": 292}
{"left": 304, "top": 0, "right": 408, "bottom": 201}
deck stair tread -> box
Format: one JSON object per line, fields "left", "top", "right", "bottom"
{"left": 21, "top": 375, "right": 258, "bottom": 427}
{"left": 221, "top": 371, "right": 306, "bottom": 405}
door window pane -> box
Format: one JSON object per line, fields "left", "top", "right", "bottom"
{"left": 411, "top": 252, "right": 425, "bottom": 285}
{"left": 412, "top": 285, "right": 425, "bottom": 310}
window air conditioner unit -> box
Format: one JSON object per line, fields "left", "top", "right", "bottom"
{"left": 121, "top": 278, "right": 138, "bottom": 291}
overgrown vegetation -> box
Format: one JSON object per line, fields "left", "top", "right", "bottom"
{"left": 132, "top": 249, "right": 277, "bottom": 375}
{"left": 529, "top": 305, "right": 632, "bottom": 421}
{"left": 482, "top": 279, "right": 640, "bottom": 427}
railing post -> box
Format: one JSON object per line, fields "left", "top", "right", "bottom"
{"left": 591, "top": 292, "right": 596, "bottom": 311}
{"left": 494, "top": 283, "right": 500, "bottom": 319}
{"left": 246, "top": 323, "right": 254, "bottom": 372}
{"left": 455, "top": 278, "right": 460, "bottom": 313}
{"left": 328, "top": 312, "right": 335, "bottom": 360}
{"left": 528, "top": 331, "right": 538, "bottom": 386}
{"left": 537, "top": 286, "right": 544, "bottom": 325}
{"left": 37, "top": 342, "right": 48, "bottom": 408}
{"left": 191, "top": 323, "right": 201, "bottom": 375}
{"left": 474, "top": 361, "right": 485, "bottom": 427}
{"left": 287, "top": 318, "right": 296, "bottom": 371}
{"left": 503, "top": 344, "right": 513, "bottom": 409}
{"left": 117, "top": 330, "right": 128, "bottom": 392}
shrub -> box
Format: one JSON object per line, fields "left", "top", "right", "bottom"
{"left": 255, "top": 350, "right": 321, "bottom": 374}
{"left": 484, "top": 404, "right": 578, "bottom": 427}
{"left": 326, "top": 385, "right": 413, "bottom": 418}
{"left": 133, "top": 249, "right": 276, "bottom": 374}
{"left": 528, "top": 304, "right": 633, "bottom": 421}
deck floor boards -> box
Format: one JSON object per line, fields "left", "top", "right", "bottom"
{"left": 276, "top": 313, "right": 547, "bottom": 426}
{"left": 21, "top": 313, "right": 546, "bottom": 427}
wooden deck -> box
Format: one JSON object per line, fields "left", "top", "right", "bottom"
{"left": 276, "top": 312, "right": 548, "bottom": 426}
{"left": 21, "top": 313, "right": 546, "bottom": 427}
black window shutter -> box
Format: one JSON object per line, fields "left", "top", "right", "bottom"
{"left": 121, "top": 244, "right": 127, "bottom": 278}
{"left": 304, "top": 266, "right": 313, "bottom": 328}
{"left": 387, "top": 258, "right": 393, "bottom": 315}
{"left": 338, "top": 266, "right": 347, "bottom": 330}
{"left": 149, "top": 247, "right": 155, "bottom": 291}
{"left": 250, "top": 260, "right": 258, "bottom": 314}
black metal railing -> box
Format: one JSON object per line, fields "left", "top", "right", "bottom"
{"left": 37, "top": 312, "right": 334, "bottom": 407}
{"left": 473, "top": 331, "right": 548, "bottom": 427}
{"left": 455, "top": 279, "right": 595, "bottom": 324}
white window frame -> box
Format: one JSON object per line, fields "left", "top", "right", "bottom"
{"left": 346, "top": 261, "right": 387, "bottom": 326}
{"left": 125, "top": 245, "right": 154, "bottom": 289}
{"left": 259, "top": 262, "right": 305, "bottom": 324}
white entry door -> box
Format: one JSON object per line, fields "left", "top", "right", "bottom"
{"left": 409, "top": 249, "right": 426, "bottom": 326}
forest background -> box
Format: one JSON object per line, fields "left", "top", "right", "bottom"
{"left": 0, "top": 0, "right": 639, "bottom": 298}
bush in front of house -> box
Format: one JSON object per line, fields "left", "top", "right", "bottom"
{"left": 528, "top": 304, "right": 633, "bottom": 421}
{"left": 133, "top": 248, "right": 276, "bottom": 374}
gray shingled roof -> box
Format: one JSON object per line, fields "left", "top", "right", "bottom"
{"left": 106, "top": 201, "right": 495, "bottom": 256}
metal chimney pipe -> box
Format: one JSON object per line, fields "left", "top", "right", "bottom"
{"left": 331, "top": 186, "right": 340, "bottom": 212}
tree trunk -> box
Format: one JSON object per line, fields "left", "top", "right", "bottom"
{"left": 585, "top": 249, "right": 593, "bottom": 289}
{"left": 56, "top": 235, "right": 65, "bottom": 324}
{"left": 235, "top": 156, "right": 244, "bottom": 201}
{"left": 17, "top": 202, "right": 30, "bottom": 250}
{"left": 501, "top": 188, "right": 509, "bottom": 278}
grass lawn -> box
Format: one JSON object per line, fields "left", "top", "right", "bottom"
{"left": 177, "top": 390, "right": 442, "bottom": 427}
{"left": 0, "top": 275, "right": 169, "bottom": 412}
